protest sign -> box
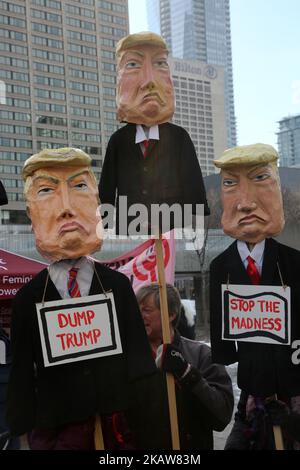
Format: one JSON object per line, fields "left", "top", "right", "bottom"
{"left": 36, "top": 292, "right": 122, "bottom": 367}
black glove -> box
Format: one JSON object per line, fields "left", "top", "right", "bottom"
{"left": 155, "top": 344, "right": 190, "bottom": 380}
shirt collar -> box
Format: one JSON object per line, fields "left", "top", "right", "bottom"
{"left": 49, "top": 256, "right": 91, "bottom": 273}
{"left": 135, "top": 124, "right": 159, "bottom": 144}
{"left": 237, "top": 239, "right": 265, "bottom": 265}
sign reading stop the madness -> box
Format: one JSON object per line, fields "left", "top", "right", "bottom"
{"left": 222, "top": 284, "right": 291, "bottom": 345}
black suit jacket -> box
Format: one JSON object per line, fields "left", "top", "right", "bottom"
{"left": 6, "top": 263, "right": 156, "bottom": 435}
{"left": 0, "top": 181, "right": 7, "bottom": 206}
{"left": 99, "top": 122, "right": 210, "bottom": 234}
{"left": 210, "top": 238, "right": 300, "bottom": 397}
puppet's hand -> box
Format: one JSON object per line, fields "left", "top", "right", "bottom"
{"left": 155, "top": 344, "right": 190, "bottom": 380}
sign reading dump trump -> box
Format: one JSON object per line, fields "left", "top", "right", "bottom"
{"left": 222, "top": 285, "right": 291, "bottom": 345}
{"left": 36, "top": 293, "right": 122, "bottom": 367}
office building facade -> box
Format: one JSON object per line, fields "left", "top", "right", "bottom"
{"left": 277, "top": 114, "right": 300, "bottom": 168}
{"left": 146, "top": 0, "right": 236, "bottom": 151}
{"left": 0, "top": 0, "right": 128, "bottom": 224}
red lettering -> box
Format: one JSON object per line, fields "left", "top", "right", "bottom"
{"left": 56, "top": 333, "right": 66, "bottom": 350}
{"left": 66, "top": 333, "right": 75, "bottom": 348}
{"left": 57, "top": 310, "right": 97, "bottom": 329}
{"left": 273, "top": 302, "right": 280, "bottom": 314}
{"left": 77, "top": 310, "right": 87, "bottom": 325}
{"left": 56, "top": 328, "right": 101, "bottom": 352}
{"left": 93, "top": 329, "right": 101, "bottom": 343}
{"left": 86, "top": 310, "right": 95, "bottom": 325}
{"left": 82, "top": 330, "right": 93, "bottom": 345}
{"left": 274, "top": 318, "right": 282, "bottom": 331}
{"left": 230, "top": 299, "right": 239, "bottom": 310}
{"left": 257, "top": 300, "right": 282, "bottom": 314}
{"left": 231, "top": 317, "right": 240, "bottom": 328}
{"left": 257, "top": 300, "right": 264, "bottom": 312}
{"left": 57, "top": 313, "right": 68, "bottom": 328}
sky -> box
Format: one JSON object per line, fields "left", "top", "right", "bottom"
{"left": 128, "top": 0, "right": 300, "bottom": 149}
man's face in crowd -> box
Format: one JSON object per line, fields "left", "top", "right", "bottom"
{"left": 116, "top": 43, "right": 175, "bottom": 126}
{"left": 26, "top": 166, "right": 102, "bottom": 261}
{"left": 221, "top": 163, "right": 285, "bottom": 243}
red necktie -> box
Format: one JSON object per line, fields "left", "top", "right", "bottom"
{"left": 67, "top": 268, "right": 81, "bottom": 298}
{"left": 246, "top": 256, "right": 261, "bottom": 285}
{"left": 143, "top": 139, "right": 150, "bottom": 158}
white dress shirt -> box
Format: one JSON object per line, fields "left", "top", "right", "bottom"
{"left": 237, "top": 239, "right": 265, "bottom": 275}
{"left": 49, "top": 256, "right": 95, "bottom": 299}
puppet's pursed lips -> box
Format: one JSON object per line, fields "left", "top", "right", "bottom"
{"left": 59, "top": 222, "right": 85, "bottom": 235}
{"left": 238, "top": 215, "right": 265, "bottom": 224}
{"left": 143, "top": 92, "right": 164, "bottom": 104}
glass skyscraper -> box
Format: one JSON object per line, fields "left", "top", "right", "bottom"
{"left": 146, "top": 0, "right": 237, "bottom": 148}
{"left": 277, "top": 114, "right": 300, "bottom": 167}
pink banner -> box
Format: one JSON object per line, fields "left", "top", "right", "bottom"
{"left": 100, "top": 231, "right": 176, "bottom": 292}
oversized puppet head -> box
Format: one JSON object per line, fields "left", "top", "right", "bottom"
{"left": 214, "top": 143, "right": 285, "bottom": 244}
{"left": 23, "top": 148, "right": 102, "bottom": 262}
{"left": 116, "top": 31, "right": 175, "bottom": 126}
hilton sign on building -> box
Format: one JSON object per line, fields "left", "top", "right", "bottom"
{"left": 169, "top": 58, "right": 226, "bottom": 176}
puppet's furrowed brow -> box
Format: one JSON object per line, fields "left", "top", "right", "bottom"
{"left": 32, "top": 174, "right": 59, "bottom": 185}
{"left": 67, "top": 170, "right": 89, "bottom": 182}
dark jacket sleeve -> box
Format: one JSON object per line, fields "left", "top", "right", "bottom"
{"left": 182, "top": 339, "right": 234, "bottom": 431}
{"left": 209, "top": 257, "right": 238, "bottom": 365}
{"left": 0, "top": 180, "right": 8, "bottom": 206}
{"left": 181, "top": 129, "right": 210, "bottom": 215}
{"left": 6, "top": 290, "right": 36, "bottom": 435}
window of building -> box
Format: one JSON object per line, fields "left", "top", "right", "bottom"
{"left": 35, "top": 102, "right": 66, "bottom": 113}
{"left": 71, "top": 107, "right": 100, "bottom": 118}
{"left": 31, "top": 9, "right": 62, "bottom": 22}
{"left": 71, "top": 132, "right": 100, "bottom": 143}
{"left": 37, "top": 128, "right": 67, "bottom": 139}
{"left": 31, "top": 0, "right": 61, "bottom": 9}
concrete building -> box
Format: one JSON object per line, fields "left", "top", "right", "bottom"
{"left": 277, "top": 114, "right": 300, "bottom": 168}
{"left": 146, "top": 0, "right": 236, "bottom": 151}
{"left": 170, "top": 57, "right": 226, "bottom": 175}
{"left": 0, "top": 0, "right": 129, "bottom": 224}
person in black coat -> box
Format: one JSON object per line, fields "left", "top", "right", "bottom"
{"left": 99, "top": 32, "right": 209, "bottom": 236}
{"left": 100, "top": 122, "right": 210, "bottom": 235}
{"left": 7, "top": 262, "right": 156, "bottom": 447}
{"left": 6, "top": 147, "right": 156, "bottom": 450}
{"left": 209, "top": 143, "right": 300, "bottom": 449}
{"left": 136, "top": 283, "right": 233, "bottom": 449}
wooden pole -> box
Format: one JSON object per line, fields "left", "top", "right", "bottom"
{"left": 155, "top": 234, "right": 180, "bottom": 450}
{"left": 94, "top": 415, "right": 105, "bottom": 450}
{"left": 270, "top": 395, "right": 284, "bottom": 450}
{"left": 273, "top": 425, "right": 284, "bottom": 450}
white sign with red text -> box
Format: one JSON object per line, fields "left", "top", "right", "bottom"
{"left": 36, "top": 293, "right": 122, "bottom": 367}
{"left": 222, "top": 284, "right": 291, "bottom": 345}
